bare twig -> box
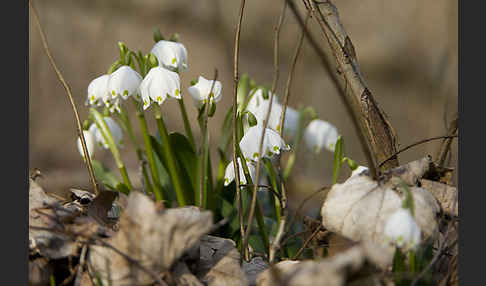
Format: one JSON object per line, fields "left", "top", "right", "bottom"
{"left": 232, "top": 0, "right": 247, "bottom": 261}
{"left": 378, "top": 135, "right": 458, "bottom": 168}
{"left": 243, "top": 0, "right": 287, "bottom": 261}
{"left": 435, "top": 114, "right": 458, "bottom": 167}
{"left": 73, "top": 244, "right": 88, "bottom": 286}
{"left": 29, "top": 0, "right": 99, "bottom": 195}
{"left": 285, "top": 0, "right": 381, "bottom": 179}
{"left": 279, "top": 11, "right": 309, "bottom": 136}
{"left": 292, "top": 226, "right": 323, "bottom": 259}
{"left": 286, "top": 185, "right": 330, "bottom": 234}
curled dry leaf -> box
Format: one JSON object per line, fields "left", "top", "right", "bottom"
{"left": 256, "top": 243, "right": 383, "bottom": 286}
{"left": 196, "top": 235, "right": 249, "bottom": 286}
{"left": 420, "top": 179, "right": 458, "bottom": 217}
{"left": 88, "top": 192, "right": 213, "bottom": 286}
{"left": 29, "top": 179, "right": 78, "bottom": 259}
{"left": 321, "top": 158, "right": 440, "bottom": 267}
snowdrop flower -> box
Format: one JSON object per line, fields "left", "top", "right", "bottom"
{"left": 86, "top": 74, "right": 122, "bottom": 113}
{"left": 86, "top": 74, "right": 110, "bottom": 107}
{"left": 251, "top": 99, "right": 284, "bottom": 132}
{"left": 224, "top": 158, "right": 256, "bottom": 186}
{"left": 151, "top": 40, "right": 188, "bottom": 72}
{"left": 384, "top": 208, "right": 421, "bottom": 251}
{"left": 187, "top": 76, "right": 222, "bottom": 108}
{"left": 88, "top": 117, "right": 123, "bottom": 149}
{"left": 239, "top": 125, "right": 290, "bottom": 162}
{"left": 304, "top": 119, "right": 339, "bottom": 153}
{"left": 139, "top": 66, "right": 181, "bottom": 110}
{"left": 283, "top": 106, "right": 300, "bottom": 138}
{"left": 350, "top": 166, "right": 369, "bottom": 178}
{"left": 246, "top": 87, "right": 278, "bottom": 113}
{"left": 77, "top": 130, "right": 95, "bottom": 159}
{"left": 108, "top": 65, "right": 143, "bottom": 100}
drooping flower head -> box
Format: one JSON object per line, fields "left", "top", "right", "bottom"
{"left": 239, "top": 125, "right": 290, "bottom": 162}
{"left": 77, "top": 130, "right": 95, "bottom": 159}
{"left": 304, "top": 119, "right": 339, "bottom": 153}
{"left": 88, "top": 117, "right": 123, "bottom": 149}
{"left": 187, "top": 76, "right": 222, "bottom": 108}
{"left": 224, "top": 158, "right": 256, "bottom": 186}
{"left": 384, "top": 208, "right": 422, "bottom": 251}
{"left": 139, "top": 67, "right": 181, "bottom": 110}
{"left": 151, "top": 40, "right": 188, "bottom": 72}
{"left": 86, "top": 74, "right": 122, "bottom": 112}
{"left": 108, "top": 65, "right": 143, "bottom": 100}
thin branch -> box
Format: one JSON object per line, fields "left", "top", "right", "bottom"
{"left": 378, "top": 135, "right": 458, "bottom": 168}
{"left": 435, "top": 114, "right": 458, "bottom": 167}
{"left": 285, "top": 0, "right": 380, "bottom": 179}
{"left": 291, "top": 225, "right": 323, "bottom": 259}
{"left": 279, "top": 11, "right": 309, "bottom": 137}
{"left": 286, "top": 185, "right": 330, "bottom": 234}
{"left": 232, "top": 0, "right": 247, "bottom": 261}
{"left": 29, "top": 0, "right": 99, "bottom": 195}
{"left": 243, "top": 1, "right": 286, "bottom": 260}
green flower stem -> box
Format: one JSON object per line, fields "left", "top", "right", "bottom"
{"left": 263, "top": 159, "right": 281, "bottom": 222}
{"left": 153, "top": 106, "right": 188, "bottom": 206}
{"left": 116, "top": 107, "right": 154, "bottom": 195}
{"left": 283, "top": 152, "right": 296, "bottom": 180}
{"left": 178, "top": 97, "right": 196, "bottom": 150}
{"left": 409, "top": 250, "right": 416, "bottom": 274}
{"left": 135, "top": 105, "right": 164, "bottom": 201}
{"left": 90, "top": 108, "right": 133, "bottom": 190}
{"left": 237, "top": 146, "right": 270, "bottom": 253}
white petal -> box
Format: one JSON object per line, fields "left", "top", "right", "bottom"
{"left": 151, "top": 40, "right": 188, "bottom": 72}
{"left": 108, "top": 66, "right": 142, "bottom": 100}
{"left": 139, "top": 67, "right": 181, "bottom": 109}
{"left": 88, "top": 117, "right": 123, "bottom": 149}
{"left": 283, "top": 106, "right": 299, "bottom": 138}
{"left": 188, "top": 75, "right": 222, "bottom": 107}
{"left": 239, "top": 125, "right": 289, "bottom": 162}
{"left": 224, "top": 158, "right": 256, "bottom": 186}
{"left": 77, "top": 130, "right": 95, "bottom": 159}
{"left": 87, "top": 74, "right": 110, "bottom": 107}
{"left": 304, "top": 119, "right": 339, "bottom": 153}
{"left": 384, "top": 208, "right": 422, "bottom": 250}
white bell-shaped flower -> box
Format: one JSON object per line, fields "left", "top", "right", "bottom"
{"left": 187, "top": 76, "right": 222, "bottom": 108}
{"left": 350, "top": 166, "right": 369, "bottom": 178}
{"left": 283, "top": 106, "right": 300, "bottom": 138}
{"left": 151, "top": 40, "right": 188, "bottom": 72}
{"left": 384, "top": 208, "right": 422, "bottom": 251}
{"left": 77, "top": 130, "right": 95, "bottom": 159}
{"left": 304, "top": 119, "right": 339, "bottom": 153}
{"left": 86, "top": 74, "right": 110, "bottom": 107}
{"left": 86, "top": 74, "right": 121, "bottom": 113}
{"left": 224, "top": 158, "right": 256, "bottom": 186}
{"left": 239, "top": 125, "right": 290, "bottom": 162}
{"left": 88, "top": 117, "right": 123, "bottom": 149}
{"left": 139, "top": 67, "right": 181, "bottom": 110}
{"left": 107, "top": 65, "right": 143, "bottom": 100}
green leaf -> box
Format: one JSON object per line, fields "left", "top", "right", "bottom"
{"left": 150, "top": 133, "right": 197, "bottom": 205}
{"left": 218, "top": 107, "right": 234, "bottom": 153}
{"left": 332, "top": 136, "right": 344, "bottom": 184}
{"left": 92, "top": 160, "right": 125, "bottom": 192}
{"left": 153, "top": 27, "right": 165, "bottom": 43}
{"left": 148, "top": 53, "right": 159, "bottom": 68}
{"left": 237, "top": 73, "right": 249, "bottom": 111}
{"left": 208, "top": 101, "right": 216, "bottom": 117}
{"left": 246, "top": 111, "right": 258, "bottom": 127}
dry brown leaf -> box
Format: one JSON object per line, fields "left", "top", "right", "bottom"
{"left": 256, "top": 243, "right": 383, "bottom": 286}
{"left": 29, "top": 179, "right": 78, "bottom": 259}
{"left": 321, "top": 159, "right": 440, "bottom": 267}
{"left": 420, "top": 179, "right": 458, "bottom": 217}
{"left": 88, "top": 192, "right": 213, "bottom": 286}
{"left": 196, "top": 235, "right": 249, "bottom": 286}
{"left": 173, "top": 261, "right": 204, "bottom": 286}
{"left": 29, "top": 257, "right": 53, "bottom": 286}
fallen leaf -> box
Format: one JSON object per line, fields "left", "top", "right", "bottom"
{"left": 196, "top": 235, "right": 249, "bottom": 286}
{"left": 321, "top": 159, "right": 440, "bottom": 267}
{"left": 420, "top": 179, "right": 458, "bottom": 217}
{"left": 88, "top": 192, "right": 213, "bottom": 286}
{"left": 257, "top": 243, "right": 386, "bottom": 286}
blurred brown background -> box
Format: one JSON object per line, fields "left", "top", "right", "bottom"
{"left": 29, "top": 0, "right": 458, "bottom": 210}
